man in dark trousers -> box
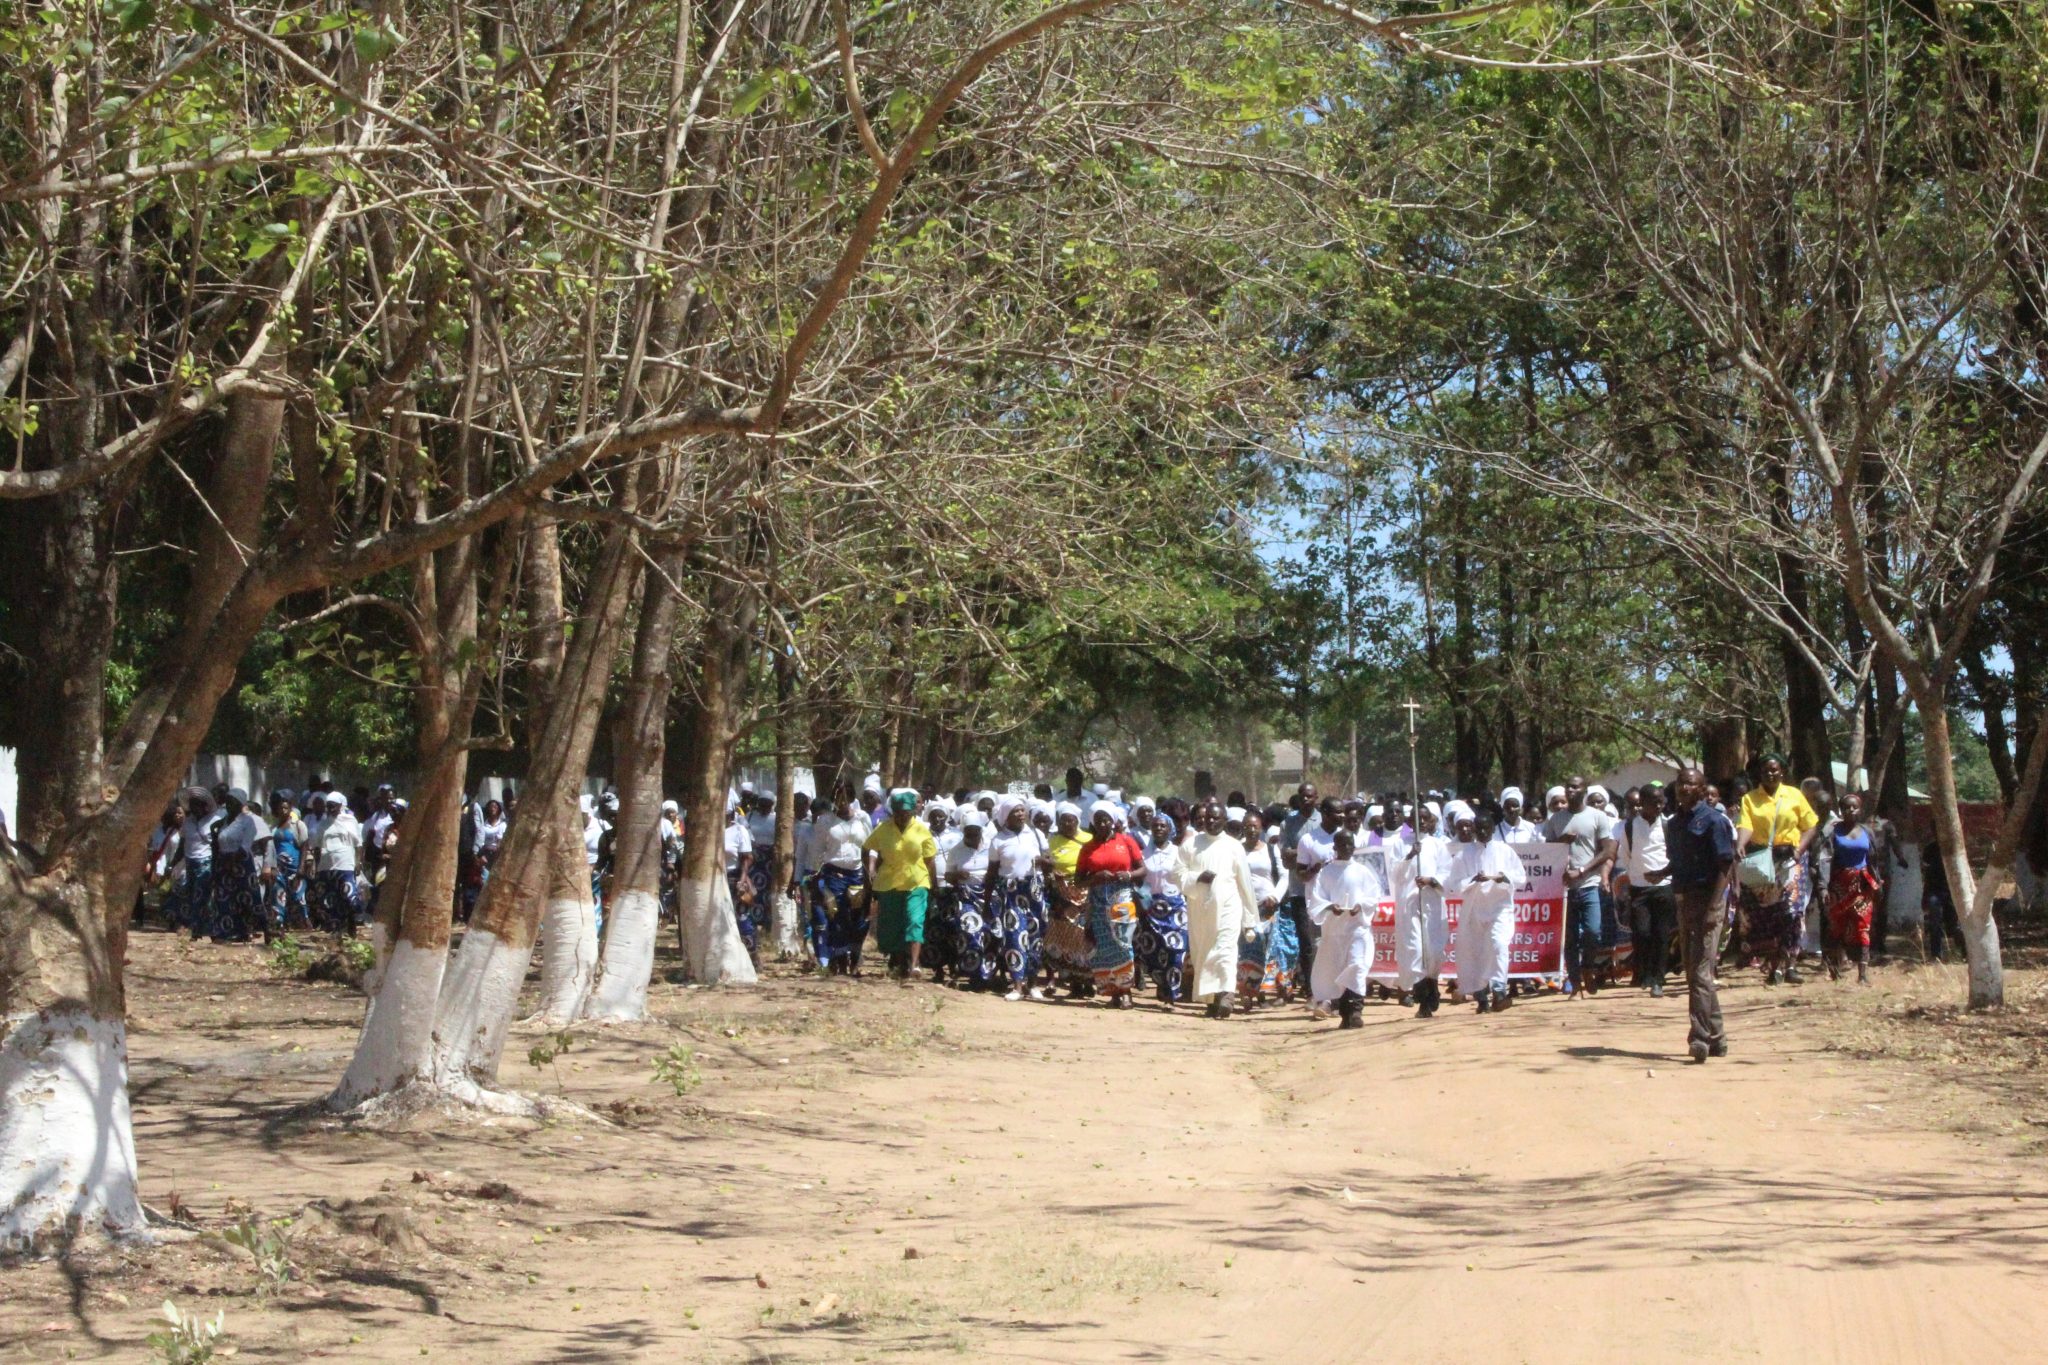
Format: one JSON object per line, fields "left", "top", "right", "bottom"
{"left": 1667, "top": 766, "right": 1736, "bottom": 1063}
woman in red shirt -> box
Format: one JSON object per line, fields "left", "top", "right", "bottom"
{"left": 1076, "top": 802, "right": 1147, "bottom": 1007}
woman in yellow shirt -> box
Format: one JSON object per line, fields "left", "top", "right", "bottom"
{"left": 1042, "top": 803, "right": 1095, "bottom": 995}
{"left": 862, "top": 789, "right": 940, "bottom": 982}
{"left": 1735, "top": 755, "right": 1822, "bottom": 985}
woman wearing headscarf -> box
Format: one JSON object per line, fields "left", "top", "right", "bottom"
{"left": 1236, "top": 809, "right": 1292, "bottom": 1007}
{"left": 1132, "top": 812, "right": 1190, "bottom": 1004}
{"left": 723, "top": 801, "right": 759, "bottom": 960}
{"left": 462, "top": 798, "right": 508, "bottom": 924}
{"left": 1448, "top": 808, "right": 1524, "bottom": 1013}
{"left": 314, "top": 793, "right": 363, "bottom": 932}
{"left": 987, "top": 796, "right": 1050, "bottom": 1001}
{"left": 1074, "top": 801, "right": 1146, "bottom": 1007}
{"left": 1042, "top": 801, "right": 1096, "bottom": 995}
{"left": 1734, "top": 755, "right": 1820, "bottom": 985}
{"left": 863, "top": 788, "right": 940, "bottom": 981}
{"left": 207, "top": 788, "right": 268, "bottom": 943}
{"left": 944, "top": 816, "right": 997, "bottom": 989}
{"left": 167, "top": 788, "right": 218, "bottom": 933}
{"left": 658, "top": 799, "right": 685, "bottom": 925}
{"left": 263, "top": 790, "right": 309, "bottom": 933}
{"left": 814, "top": 785, "right": 873, "bottom": 975}
{"left": 1498, "top": 787, "right": 1542, "bottom": 844}
{"left": 1181, "top": 798, "right": 1257, "bottom": 1019}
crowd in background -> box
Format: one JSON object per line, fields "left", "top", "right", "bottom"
{"left": 138, "top": 753, "right": 1940, "bottom": 1061}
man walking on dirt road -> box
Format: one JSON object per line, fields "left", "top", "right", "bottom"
{"left": 1666, "top": 766, "right": 1736, "bottom": 1063}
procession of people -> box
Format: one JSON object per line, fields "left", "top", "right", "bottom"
{"left": 133, "top": 748, "right": 1927, "bottom": 1067}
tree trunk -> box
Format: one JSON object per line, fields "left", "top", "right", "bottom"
{"left": 1919, "top": 702, "right": 2003, "bottom": 1008}
{"left": 675, "top": 602, "right": 759, "bottom": 986}
{"left": 429, "top": 527, "right": 639, "bottom": 1099}
{"left": 772, "top": 647, "right": 800, "bottom": 961}
{"left": 537, "top": 802, "right": 598, "bottom": 1022}
{"left": 584, "top": 546, "right": 686, "bottom": 1021}
{"left": 0, "top": 847, "right": 143, "bottom": 1251}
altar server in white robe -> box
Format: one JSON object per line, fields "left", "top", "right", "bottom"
{"left": 1447, "top": 809, "right": 1526, "bottom": 1014}
{"left": 1180, "top": 797, "right": 1258, "bottom": 1020}
{"left": 1394, "top": 802, "right": 1453, "bottom": 1018}
{"left": 1308, "top": 829, "right": 1383, "bottom": 1029}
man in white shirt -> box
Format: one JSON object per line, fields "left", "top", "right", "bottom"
{"left": 1543, "top": 775, "right": 1617, "bottom": 997}
{"left": 1622, "top": 782, "right": 1677, "bottom": 995}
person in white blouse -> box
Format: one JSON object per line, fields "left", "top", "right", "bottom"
{"left": 986, "top": 797, "right": 1051, "bottom": 1001}
{"left": 943, "top": 818, "right": 997, "bottom": 988}
{"left": 1393, "top": 803, "right": 1453, "bottom": 1018}
{"left": 811, "top": 786, "right": 873, "bottom": 976}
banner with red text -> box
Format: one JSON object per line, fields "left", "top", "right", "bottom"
{"left": 1367, "top": 841, "right": 1568, "bottom": 986}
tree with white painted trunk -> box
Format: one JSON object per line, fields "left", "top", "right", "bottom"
{"left": 585, "top": 546, "right": 690, "bottom": 1021}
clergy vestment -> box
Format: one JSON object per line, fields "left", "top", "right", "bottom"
{"left": 1448, "top": 836, "right": 1524, "bottom": 996}
{"left": 1307, "top": 858, "right": 1383, "bottom": 1005}
{"left": 1181, "top": 831, "right": 1257, "bottom": 1000}
{"left": 1393, "top": 832, "right": 1452, "bottom": 991}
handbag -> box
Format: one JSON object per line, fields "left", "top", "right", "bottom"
{"left": 1736, "top": 802, "right": 1780, "bottom": 895}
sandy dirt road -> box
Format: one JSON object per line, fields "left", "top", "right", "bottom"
{"left": 6, "top": 934, "right": 2046, "bottom": 1362}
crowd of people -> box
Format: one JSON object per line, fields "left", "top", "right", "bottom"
{"left": 139, "top": 753, "right": 1934, "bottom": 1065}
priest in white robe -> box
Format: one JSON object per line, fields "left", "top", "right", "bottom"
{"left": 1180, "top": 798, "right": 1257, "bottom": 1019}
{"left": 1393, "top": 802, "right": 1453, "bottom": 1018}
{"left": 1308, "top": 829, "right": 1382, "bottom": 1029}
{"left": 1447, "top": 810, "right": 1525, "bottom": 1014}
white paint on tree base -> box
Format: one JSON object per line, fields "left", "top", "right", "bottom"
{"left": 772, "top": 891, "right": 806, "bottom": 960}
{"left": 537, "top": 894, "right": 596, "bottom": 1023}
{"left": 431, "top": 926, "right": 532, "bottom": 1086}
{"left": 677, "top": 874, "right": 757, "bottom": 986}
{"left": 584, "top": 887, "right": 661, "bottom": 1021}
{"left": 0, "top": 1008, "right": 145, "bottom": 1250}
{"left": 330, "top": 939, "right": 447, "bottom": 1110}
{"left": 361, "top": 920, "right": 392, "bottom": 996}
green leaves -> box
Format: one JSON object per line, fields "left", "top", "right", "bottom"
{"left": 353, "top": 19, "right": 401, "bottom": 64}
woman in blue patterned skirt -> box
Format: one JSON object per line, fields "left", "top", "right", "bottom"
{"left": 1133, "top": 812, "right": 1190, "bottom": 1004}
{"left": 986, "top": 798, "right": 1049, "bottom": 1002}
{"left": 811, "top": 787, "right": 873, "bottom": 975}
{"left": 944, "top": 818, "right": 998, "bottom": 989}
{"left": 207, "top": 789, "right": 268, "bottom": 943}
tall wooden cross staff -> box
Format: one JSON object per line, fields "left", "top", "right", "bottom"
{"left": 1401, "top": 697, "right": 1424, "bottom": 805}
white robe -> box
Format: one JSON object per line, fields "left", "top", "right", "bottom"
{"left": 1180, "top": 832, "right": 1256, "bottom": 1000}
{"left": 1448, "top": 837, "right": 1524, "bottom": 994}
{"left": 1393, "top": 832, "right": 1452, "bottom": 990}
{"left": 1307, "top": 860, "right": 1381, "bottom": 1004}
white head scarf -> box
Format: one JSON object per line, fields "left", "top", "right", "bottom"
{"left": 661, "top": 800, "right": 679, "bottom": 815}
{"left": 1545, "top": 785, "right": 1566, "bottom": 807}
{"left": 1501, "top": 786, "right": 1525, "bottom": 807}
{"left": 1587, "top": 784, "right": 1611, "bottom": 809}
{"left": 1088, "top": 799, "right": 1118, "bottom": 822}
{"left": 1444, "top": 800, "right": 1476, "bottom": 827}
{"left": 1055, "top": 800, "right": 1083, "bottom": 822}
{"left": 1225, "top": 805, "right": 1247, "bottom": 824}
{"left": 992, "top": 794, "right": 1023, "bottom": 827}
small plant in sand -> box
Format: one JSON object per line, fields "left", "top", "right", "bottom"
{"left": 222, "top": 1216, "right": 293, "bottom": 1295}
{"left": 339, "top": 937, "right": 376, "bottom": 975}
{"left": 652, "top": 1044, "right": 702, "bottom": 1098}
{"left": 527, "top": 1028, "right": 580, "bottom": 1087}
{"left": 268, "top": 934, "right": 306, "bottom": 975}
{"left": 146, "top": 1301, "right": 229, "bottom": 1363}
